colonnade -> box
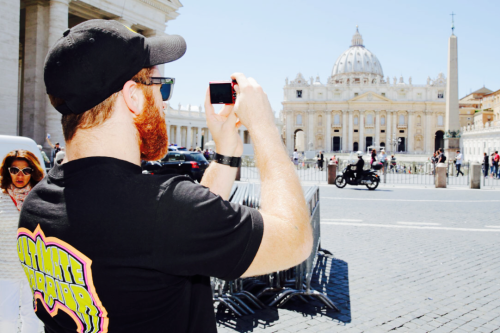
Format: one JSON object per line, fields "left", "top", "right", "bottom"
{"left": 285, "top": 109, "right": 439, "bottom": 154}
{"left": 168, "top": 125, "right": 248, "bottom": 150}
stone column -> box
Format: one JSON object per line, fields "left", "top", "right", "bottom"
{"left": 0, "top": 0, "right": 21, "bottom": 135}
{"left": 196, "top": 126, "right": 202, "bottom": 148}
{"left": 425, "top": 111, "right": 432, "bottom": 153}
{"left": 45, "top": 0, "right": 69, "bottom": 147}
{"left": 308, "top": 112, "right": 314, "bottom": 151}
{"left": 348, "top": 110, "right": 353, "bottom": 151}
{"left": 359, "top": 110, "right": 365, "bottom": 152}
{"left": 375, "top": 110, "right": 380, "bottom": 148}
{"left": 342, "top": 110, "right": 348, "bottom": 151}
{"left": 407, "top": 111, "right": 414, "bottom": 152}
{"left": 326, "top": 111, "right": 331, "bottom": 152}
{"left": 22, "top": 1, "right": 49, "bottom": 143}
{"left": 186, "top": 127, "right": 192, "bottom": 149}
{"left": 174, "top": 126, "right": 179, "bottom": 145}
{"left": 286, "top": 111, "right": 293, "bottom": 152}
{"left": 392, "top": 112, "right": 397, "bottom": 145}
{"left": 386, "top": 111, "right": 392, "bottom": 152}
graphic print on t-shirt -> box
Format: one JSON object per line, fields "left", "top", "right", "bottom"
{"left": 17, "top": 225, "right": 108, "bottom": 333}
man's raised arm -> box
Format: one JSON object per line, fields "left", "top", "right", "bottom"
{"left": 229, "top": 73, "right": 313, "bottom": 277}
{"left": 200, "top": 89, "right": 242, "bottom": 200}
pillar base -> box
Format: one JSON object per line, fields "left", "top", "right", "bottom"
{"left": 435, "top": 163, "right": 447, "bottom": 188}
{"left": 469, "top": 163, "right": 481, "bottom": 189}
{"left": 444, "top": 137, "right": 460, "bottom": 162}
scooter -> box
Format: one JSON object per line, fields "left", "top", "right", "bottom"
{"left": 335, "top": 165, "right": 380, "bottom": 190}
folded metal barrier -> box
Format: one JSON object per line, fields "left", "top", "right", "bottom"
{"left": 212, "top": 183, "right": 338, "bottom": 316}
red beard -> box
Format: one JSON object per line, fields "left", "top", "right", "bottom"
{"left": 133, "top": 86, "right": 168, "bottom": 161}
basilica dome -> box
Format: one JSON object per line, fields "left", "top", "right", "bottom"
{"left": 331, "top": 27, "right": 384, "bottom": 79}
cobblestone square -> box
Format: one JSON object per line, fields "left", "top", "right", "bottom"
{"left": 216, "top": 186, "right": 500, "bottom": 333}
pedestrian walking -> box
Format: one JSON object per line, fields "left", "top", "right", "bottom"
{"left": 390, "top": 154, "right": 396, "bottom": 172}
{"left": 490, "top": 153, "right": 496, "bottom": 178}
{"left": 316, "top": 151, "right": 324, "bottom": 171}
{"left": 293, "top": 148, "right": 299, "bottom": 167}
{"left": 45, "top": 134, "right": 61, "bottom": 167}
{"left": 0, "top": 150, "right": 45, "bottom": 332}
{"left": 495, "top": 151, "right": 500, "bottom": 178}
{"left": 379, "top": 149, "right": 387, "bottom": 173}
{"left": 370, "top": 149, "right": 377, "bottom": 165}
{"left": 437, "top": 148, "right": 446, "bottom": 164}
{"left": 455, "top": 150, "right": 464, "bottom": 176}
{"left": 37, "top": 144, "right": 50, "bottom": 169}
{"left": 483, "top": 152, "right": 489, "bottom": 177}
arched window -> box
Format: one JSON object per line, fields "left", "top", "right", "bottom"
{"left": 437, "top": 115, "right": 443, "bottom": 126}
{"left": 318, "top": 115, "right": 323, "bottom": 126}
{"left": 381, "top": 116, "right": 386, "bottom": 125}
{"left": 366, "top": 114, "right": 373, "bottom": 125}
{"left": 380, "top": 142, "right": 385, "bottom": 147}
{"left": 353, "top": 142, "right": 359, "bottom": 151}
{"left": 334, "top": 114, "right": 340, "bottom": 125}
{"left": 354, "top": 117, "right": 359, "bottom": 125}
{"left": 296, "top": 114, "right": 302, "bottom": 125}
{"left": 399, "top": 115, "right": 405, "bottom": 125}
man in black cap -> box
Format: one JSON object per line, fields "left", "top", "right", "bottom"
{"left": 17, "top": 20, "right": 312, "bottom": 332}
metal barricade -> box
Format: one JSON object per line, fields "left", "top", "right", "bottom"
{"left": 239, "top": 156, "right": 328, "bottom": 183}
{"left": 213, "top": 183, "right": 338, "bottom": 316}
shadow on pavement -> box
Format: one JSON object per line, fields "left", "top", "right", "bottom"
{"left": 215, "top": 255, "right": 351, "bottom": 332}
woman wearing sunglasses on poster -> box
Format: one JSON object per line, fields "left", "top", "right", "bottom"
{"left": 0, "top": 149, "right": 44, "bottom": 332}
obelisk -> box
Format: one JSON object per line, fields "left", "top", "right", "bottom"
{"left": 444, "top": 14, "right": 460, "bottom": 161}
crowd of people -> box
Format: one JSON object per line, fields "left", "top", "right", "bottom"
{"left": 483, "top": 151, "right": 500, "bottom": 178}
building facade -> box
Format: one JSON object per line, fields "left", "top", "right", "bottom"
{"left": 281, "top": 27, "right": 455, "bottom": 154}
{"left": 461, "top": 88, "right": 500, "bottom": 162}
{"left": 0, "top": 0, "right": 183, "bottom": 148}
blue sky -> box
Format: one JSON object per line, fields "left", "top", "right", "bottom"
{"left": 163, "top": 0, "right": 499, "bottom": 115}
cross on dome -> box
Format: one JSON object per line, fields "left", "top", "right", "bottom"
{"left": 351, "top": 26, "right": 364, "bottom": 47}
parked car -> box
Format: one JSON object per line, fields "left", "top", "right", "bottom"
{"left": 157, "top": 151, "right": 209, "bottom": 182}
{"left": 167, "top": 146, "right": 187, "bottom": 152}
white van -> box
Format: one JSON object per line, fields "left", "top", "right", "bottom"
{"left": 0, "top": 135, "right": 47, "bottom": 176}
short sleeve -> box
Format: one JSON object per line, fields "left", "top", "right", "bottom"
{"left": 155, "top": 176, "right": 263, "bottom": 280}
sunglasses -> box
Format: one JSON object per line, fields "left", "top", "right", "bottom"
{"left": 8, "top": 167, "right": 33, "bottom": 176}
{"left": 135, "top": 77, "right": 175, "bottom": 101}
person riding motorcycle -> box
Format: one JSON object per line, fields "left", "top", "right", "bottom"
{"left": 352, "top": 151, "right": 365, "bottom": 183}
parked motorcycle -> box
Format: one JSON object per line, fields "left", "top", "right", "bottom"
{"left": 335, "top": 164, "right": 381, "bottom": 190}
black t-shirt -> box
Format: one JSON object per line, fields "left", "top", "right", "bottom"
{"left": 17, "top": 157, "right": 263, "bottom": 333}
{"left": 439, "top": 153, "right": 447, "bottom": 163}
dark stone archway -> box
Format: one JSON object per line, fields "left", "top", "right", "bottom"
{"left": 435, "top": 131, "right": 444, "bottom": 152}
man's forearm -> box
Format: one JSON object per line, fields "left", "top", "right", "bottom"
{"left": 200, "top": 162, "right": 237, "bottom": 200}
{"left": 250, "top": 122, "right": 310, "bottom": 232}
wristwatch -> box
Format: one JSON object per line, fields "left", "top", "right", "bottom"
{"left": 214, "top": 153, "right": 242, "bottom": 168}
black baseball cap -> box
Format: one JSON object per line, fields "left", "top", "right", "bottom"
{"left": 44, "top": 19, "right": 186, "bottom": 115}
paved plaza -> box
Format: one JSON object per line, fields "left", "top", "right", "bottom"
{"left": 216, "top": 186, "right": 500, "bottom": 333}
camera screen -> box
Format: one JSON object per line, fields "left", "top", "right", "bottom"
{"left": 210, "top": 83, "right": 233, "bottom": 104}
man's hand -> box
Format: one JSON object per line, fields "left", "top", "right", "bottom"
{"left": 204, "top": 88, "right": 243, "bottom": 157}
{"left": 231, "top": 73, "right": 275, "bottom": 132}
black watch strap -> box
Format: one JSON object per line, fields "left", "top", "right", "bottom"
{"left": 214, "top": 153, "right": 241, "bottom": 168}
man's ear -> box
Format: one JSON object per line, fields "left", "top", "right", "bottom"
{"left": 122, "top": 81, "right": 144, "bottom": 116}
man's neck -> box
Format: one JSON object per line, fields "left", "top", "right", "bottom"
{"left": 64, "top": 118, "right": 141, "bottom": 166}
